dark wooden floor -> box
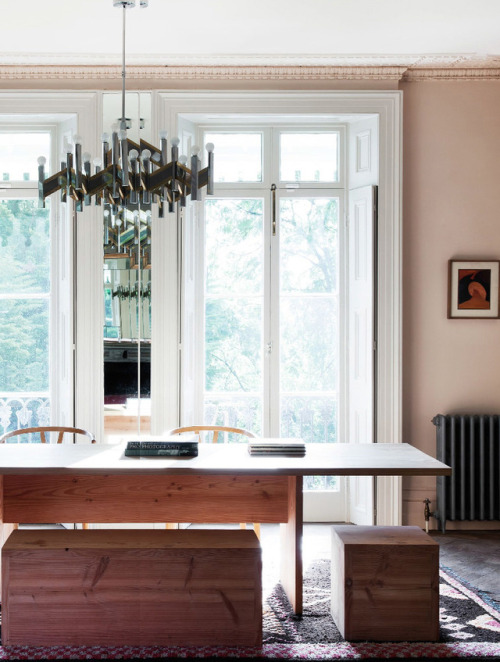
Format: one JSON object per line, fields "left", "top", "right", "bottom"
{"left": 430, "top": 530, "right": 500, "bottom": 601}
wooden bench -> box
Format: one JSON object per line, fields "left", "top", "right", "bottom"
{"left": 2, "top": 528, "right": 262, "bottom": 646}
{"left": 331, "top": 525, "right": 439, "bottom": 642}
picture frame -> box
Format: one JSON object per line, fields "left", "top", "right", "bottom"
{"left": 448, "top": 260, "right": 500, "bottom": 319}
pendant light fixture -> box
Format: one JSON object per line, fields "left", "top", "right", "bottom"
{"left": 37, "top": 0, "right": 214, "bottom": 217}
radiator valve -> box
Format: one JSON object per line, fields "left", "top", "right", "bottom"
{"left": 423, "top": 498, "right": 433, "bottom": 533}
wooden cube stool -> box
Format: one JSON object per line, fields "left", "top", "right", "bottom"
{"left": 331, "top": 525, "right": 439, "bottom": 642}
{"left": 2, "top": 528, "right": 262, "bottom": 647}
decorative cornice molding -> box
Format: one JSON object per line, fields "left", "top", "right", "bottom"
{"left": 402, "top": 67, "right": 500, "bottom": 81}
{"left": 1, "top": 58, "right": 500, "bottom": 82}
{"left": 0, "top": 64, "right": 408, "bottom": 81}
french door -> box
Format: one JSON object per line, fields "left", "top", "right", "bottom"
{"left": 191, "top": 126, "right": 347, "bottom": 520}
{"left": 202, "top": 189, "right": 344, "bottom": 519}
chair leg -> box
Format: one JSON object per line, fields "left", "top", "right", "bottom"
{"left": 165, "top": 523, "right": 178, "bottom": 530}
{"left": 239, "top": 522, "right": 247, "bottom": 530}
{"left": 82, "top": 523, "right": 89, "bottom": 530}
{"left": 253, "top": 522, "right": 261, "bottom": 539}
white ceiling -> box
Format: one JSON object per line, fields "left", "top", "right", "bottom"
{"left": 2, "top": 0, "right": 500, "bottom": 67}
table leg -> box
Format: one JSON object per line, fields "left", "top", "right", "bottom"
{"left": 280, "top": 475, "right": 303, "bottom": 615}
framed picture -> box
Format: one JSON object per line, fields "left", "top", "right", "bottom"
{"left": 448, "top": 260, "right": 500, "bottom": 319}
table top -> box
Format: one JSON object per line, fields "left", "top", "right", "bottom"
{"left": 0, "top": 442, "right": 451, "bottom": 477}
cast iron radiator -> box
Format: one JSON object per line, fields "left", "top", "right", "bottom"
{"left": 432, "top": 414, "right": 500, "bottom": 532}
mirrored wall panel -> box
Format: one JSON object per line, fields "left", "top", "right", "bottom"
{"left": 102, "top": 92, "right": 152, "bottom": 441}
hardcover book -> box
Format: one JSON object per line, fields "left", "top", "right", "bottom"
{"left": 125, "top": 437, "right": 198, "bottom": 457}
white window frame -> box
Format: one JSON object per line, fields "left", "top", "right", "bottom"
{"left": 196, "top": 126, "right": 346, "bottom": 523}
{"left": 0, "top": 93, "right": 101, "bottom": 439}
{"left": 198, "top": 124, "right": 345, "bottom": 440}
{"left": 0, "top": 122, "right": 61, "bottom": 429}
{"left": 156, "top": 91, "right": 402, "bottom": 526}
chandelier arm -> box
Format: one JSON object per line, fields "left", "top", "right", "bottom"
{"left": 85, "top": 168, "right": 114, "bottom": 197}
{"left": 197, "top": 167, "right": 211, "bottom": 190}
{"left": 40, "top": 172, "right": 63, "bottom": 201}
{"left": 140, "top": 138, "right": 162, "bottom": 164}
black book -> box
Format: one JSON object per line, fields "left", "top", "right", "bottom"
{"left": 125, "top": 438, "right": 198, "bottom": 457}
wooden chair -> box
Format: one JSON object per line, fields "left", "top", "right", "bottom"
{"left": 0, "top": 426, "right": 96, "bottom": 446}
{"left": 0, "top": 426, "right": 96, "bottom": 530}
{"left": 167, "top": 425, "right": 260, "bottom": 539}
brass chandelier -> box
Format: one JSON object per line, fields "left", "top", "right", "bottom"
{"left": 37, "top": 0, "right": 214, "bottom": 217}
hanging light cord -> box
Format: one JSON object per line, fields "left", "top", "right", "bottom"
{"left": 121, "top": 4, "right": 126, "bottom": 127}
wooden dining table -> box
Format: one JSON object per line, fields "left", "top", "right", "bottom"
{"left": 0, "top": 441, "right": 451, "bottom": 614}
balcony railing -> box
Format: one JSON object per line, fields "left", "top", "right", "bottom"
{"left": 0, "top": 394, "right": 50, "bottom": 437}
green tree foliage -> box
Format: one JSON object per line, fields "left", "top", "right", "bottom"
{"left": 205, "top": 198, "right": 263, "bottom": 393}
{"left": 280, "top": 198, "right": 338, "bottom": 293}
{"left": 0, "top": 200, "right": 50, "bottom": 294}
{"left": 0, "top": 200, "right": 50, "bottom": 393}
{"left": 203, "top": 196, "right": 339, "bottom": 450}
{"left": 0, "top": 300, "right": 49, "bottom": 391}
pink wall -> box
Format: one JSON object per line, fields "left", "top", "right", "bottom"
{"left": 400, "top": 80, "right": 500, "bottom": 528}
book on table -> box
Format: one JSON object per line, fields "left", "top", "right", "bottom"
{"left": 248, "top": 438, "right": 306, "bottom": 456}
{"left": 125, "top": 436, "right": 198, "bottom": 457}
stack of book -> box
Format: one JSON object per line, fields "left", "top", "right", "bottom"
{"left": 248, "top": 438, "right": 306, "bottom": 456}
{"left": 125, "top": 437, "right": 198, "bottom": 457}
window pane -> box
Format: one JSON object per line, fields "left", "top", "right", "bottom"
{"left": 204, "top": 133, "right": 262, "bottom": 183}
{"left": 0, "top": 199, "right": 50, "bottom": 294}
{"left": 280, "top": 133, "right": 338, "bottom": 182}
{"left": 279, "top": 197, "right": 339, "bottom": 449}
{"left": 0, "top": 133, "right": 51, "bottom": 181}
{"left": 280, "top": 297, "right": 337, "bottom": 392}
{"left": 280, "top": 198, "right": 338, "bottom": 293}
{"left": 205, "top": 198, "right": 263, "bottom": 295}
{"left": 204, "top": 196, "right": 264, "bottom": 433}
{"left": 205, "top": 298, "right": 262, "bottom": 392}
{"left": 204, "top": 397, "right": 262, "bottom": 438}
{"left": 281, "top": 396, "right": 337, "bottom": 444}
{"left": 0, "top": 298, "right": 49, "bottom": 392}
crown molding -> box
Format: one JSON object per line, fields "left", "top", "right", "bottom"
{"left": 0, "top": 64, "right": 408, "bottom": 81}
{"left": 1, "top": 53, "right": 500, "bottom": 82}
{"left": 402, "top": 67, "right": 500, "bottom": 81}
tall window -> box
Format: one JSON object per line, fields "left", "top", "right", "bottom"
{"left": 0, "top": 131, "right": 53, "bottom": 435}
{"left": 199, "top": 128, "right": 343, "bottom": 451}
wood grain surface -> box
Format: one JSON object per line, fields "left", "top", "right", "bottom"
{"left": 2, "top": 529, "right": 262, "bottom": 646}
{"left": 331, "top": 525, "right": 439, "bottom": 642}
{"left": 280, "top": 476, "right": 303, "bottom": 614}
{"left": 3, "top": 474, "right": 289, "bottom": 524}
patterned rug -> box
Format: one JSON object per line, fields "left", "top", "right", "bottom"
{"left": 0, "top": 561, "right": 498, "bottom": 660}
{"left": 263, "top": 559, "right": 500, "bottom": 645}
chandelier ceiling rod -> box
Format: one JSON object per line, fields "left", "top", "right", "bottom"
{"left": 121, "top": 3, "right": 127, "bottom": 127}
{"left": 37, "top": 0, "right": 214, "bottom": 216}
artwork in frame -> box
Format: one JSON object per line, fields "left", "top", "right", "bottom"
{"left": 448, "top": 260, "right": 500, "bottom": 319}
